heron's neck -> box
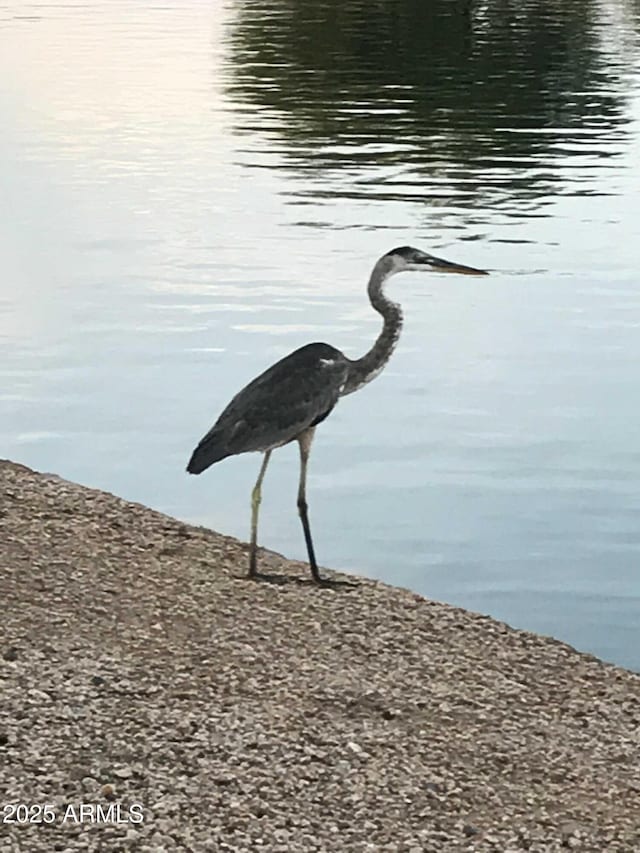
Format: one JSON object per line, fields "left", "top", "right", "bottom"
{"left": 343, "top": 260, "right": 403, "bottom": 395}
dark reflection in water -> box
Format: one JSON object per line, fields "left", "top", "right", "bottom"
{"left": 226, "top": 0, "right": 635, "bottom": 219}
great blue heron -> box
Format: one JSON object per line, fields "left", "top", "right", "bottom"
{"left": 187, "top": 246, "right": 488, "bottom": 585}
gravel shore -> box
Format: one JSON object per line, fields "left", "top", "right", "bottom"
{"left": 1, "top": 459, "right": 639, "bottom": 852}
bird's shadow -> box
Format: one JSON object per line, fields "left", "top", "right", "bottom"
{"left": 236, "top": 571, "right": 358, "bottom": 590}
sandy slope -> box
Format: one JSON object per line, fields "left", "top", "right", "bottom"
{"left": 1, "top": 459, "right": 639, "bottom": 852}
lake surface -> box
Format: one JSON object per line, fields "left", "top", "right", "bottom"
{"left": 2, "top": 0, "right": 640, "bottom": 671}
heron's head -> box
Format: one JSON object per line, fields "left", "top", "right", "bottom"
{"left": 384, "top": 245, "right": 488, "bottom": 276}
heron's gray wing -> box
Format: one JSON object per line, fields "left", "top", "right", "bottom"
{"left": 187, "top": 343, "right": 348, "bottom": 473}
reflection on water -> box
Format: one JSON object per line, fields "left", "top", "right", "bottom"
{"left": 227, "top": 0, "right": 635, "bottom": 221}
{"left": 1, "top": 0, "right": 640, "bottom": 671}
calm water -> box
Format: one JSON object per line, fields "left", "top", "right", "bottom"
{"left": 2, "top": 0, "right": 640, "bottom": 670}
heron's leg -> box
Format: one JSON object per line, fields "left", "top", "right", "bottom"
{"left": 249, "top": 450, "right": 272, "bottom": 578}
{"left": 296, "top": 428, "right": 323, "bottom": 583}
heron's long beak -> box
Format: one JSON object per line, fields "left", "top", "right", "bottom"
{"left": 426, "top": 254, "right": 489, "bottom": 276}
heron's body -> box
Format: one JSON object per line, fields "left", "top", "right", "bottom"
{"left": 187, "top": 343, "right": 348, "bottom": 472}
{"left": 187, "top": 246, "right": 487, "bottom": 585}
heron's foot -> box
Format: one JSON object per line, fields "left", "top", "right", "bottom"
{"left": 246, "top": 569, "right": 289, "bottom": 585}
{"left": 313, "top": 575, "right": 358, "bottom": 589}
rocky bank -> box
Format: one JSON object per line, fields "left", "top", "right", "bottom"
{"left": 1, "top": 460, "right": 639, "bottom": 852}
